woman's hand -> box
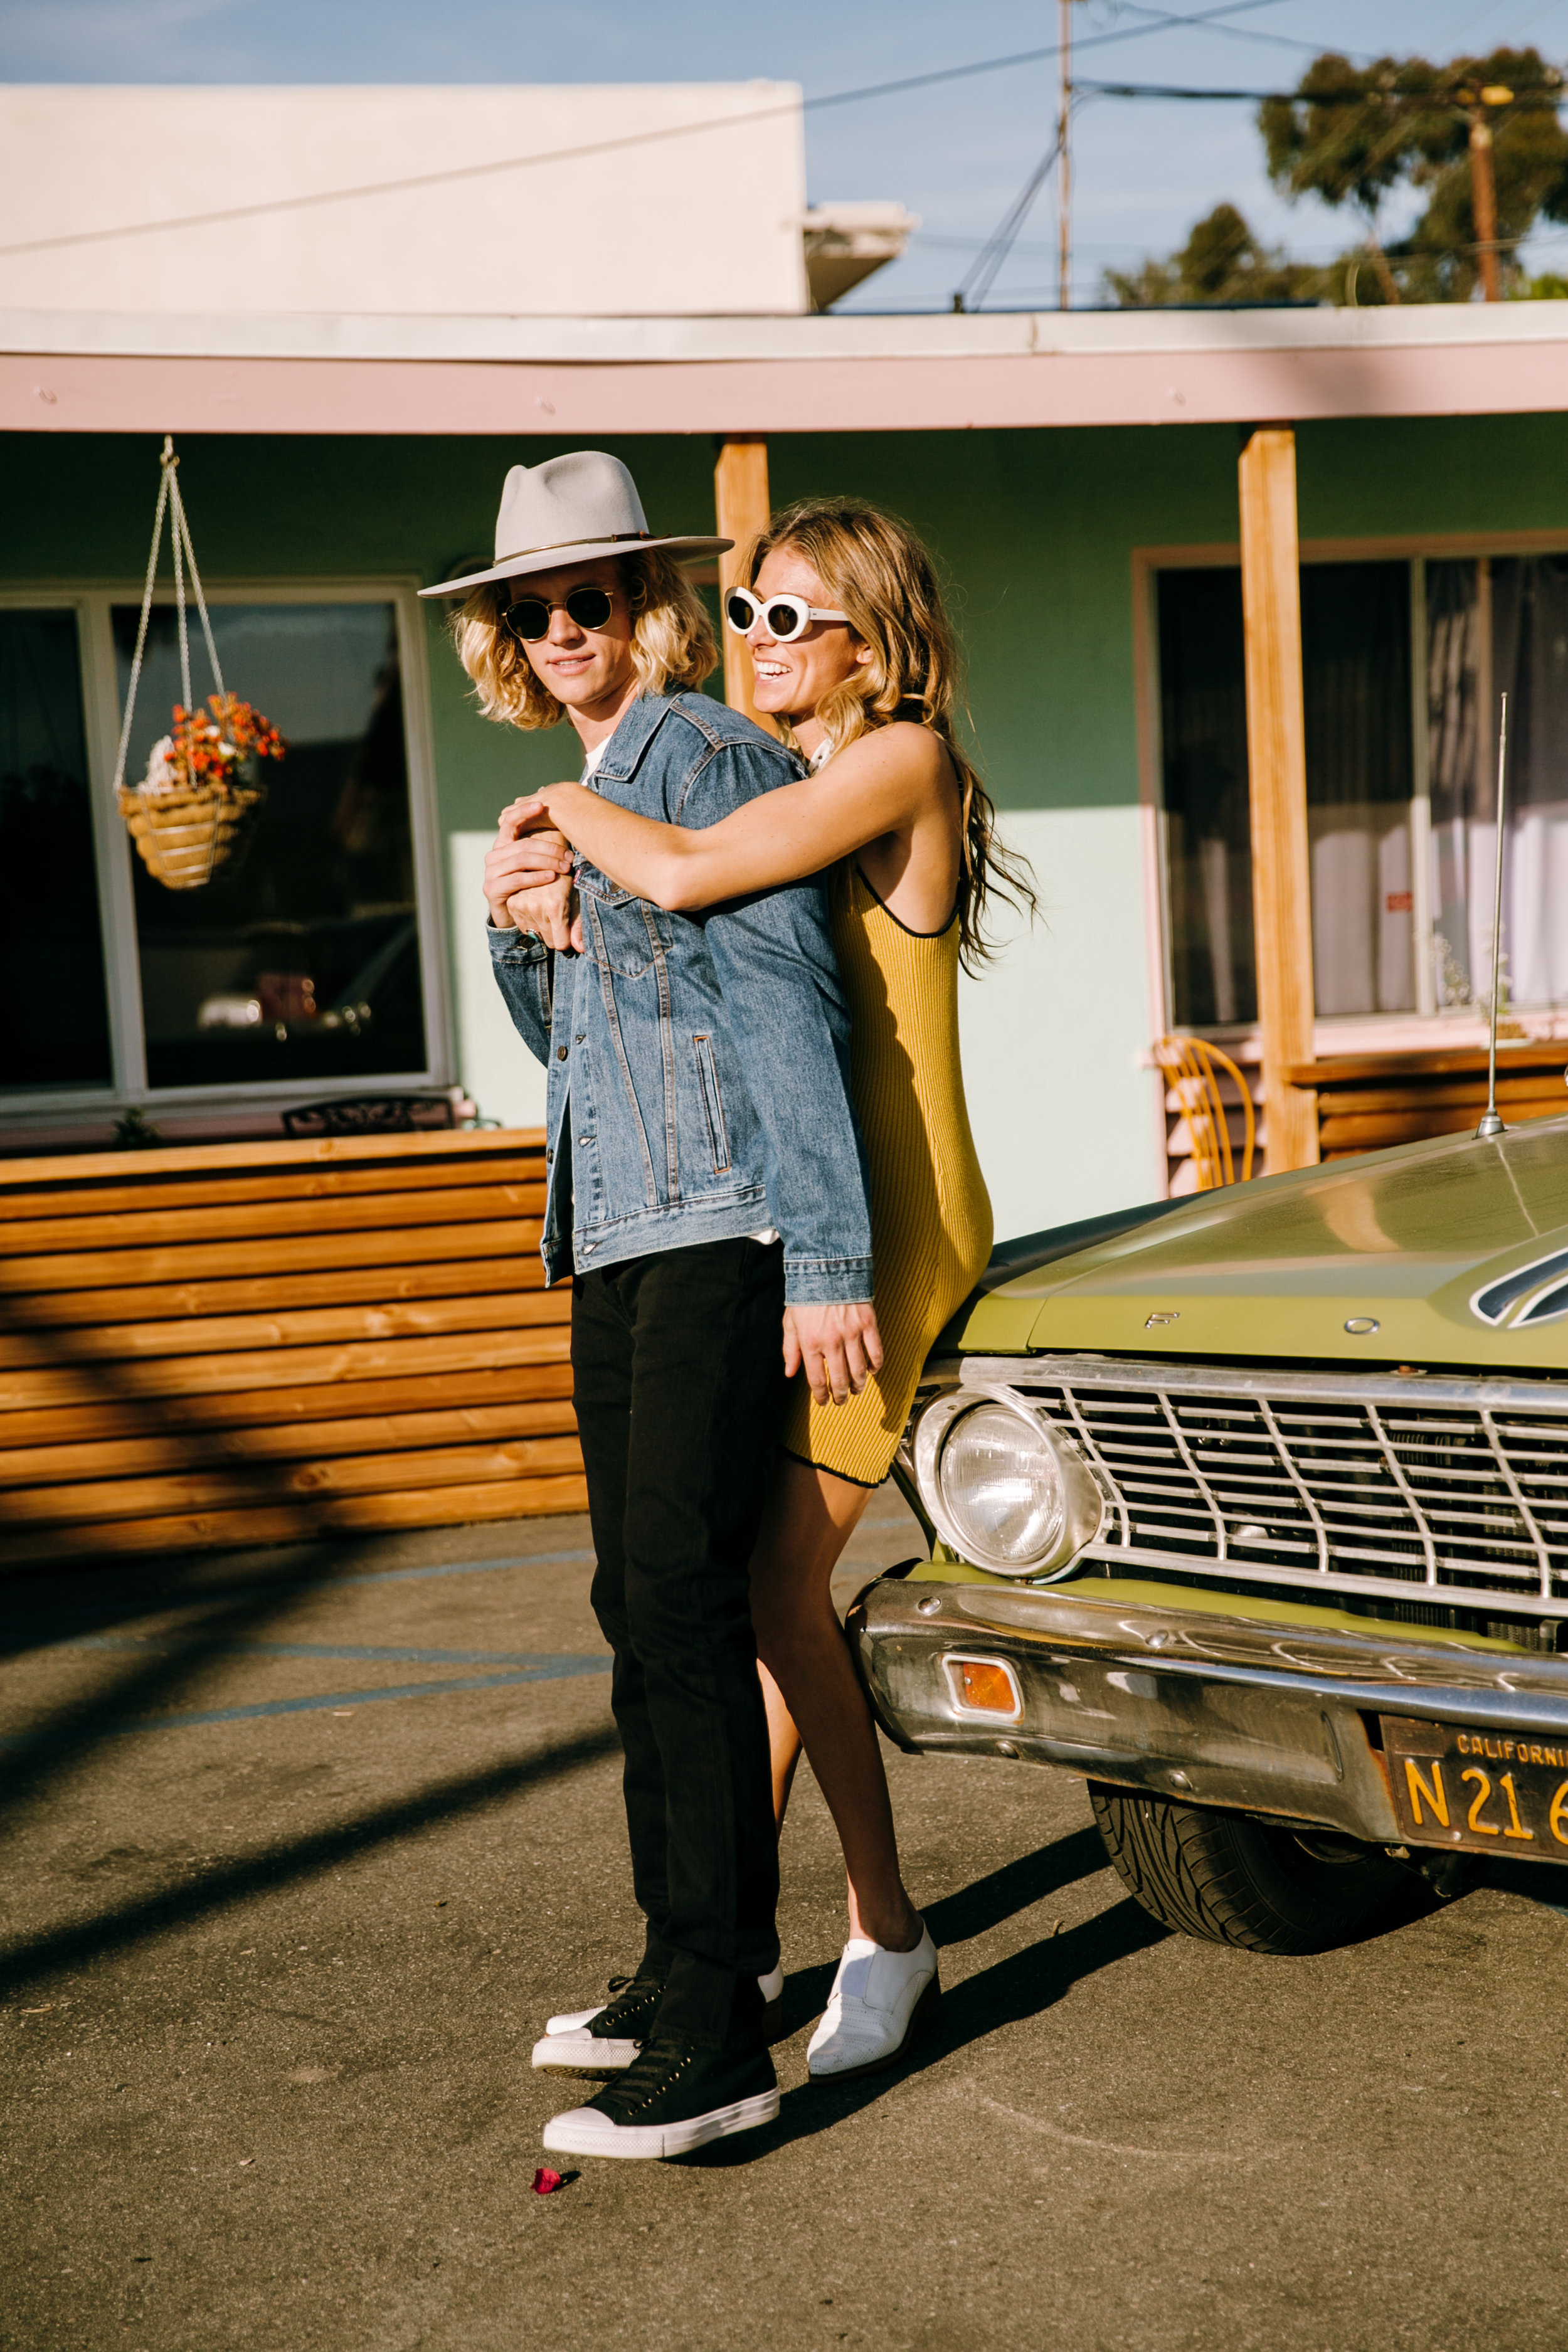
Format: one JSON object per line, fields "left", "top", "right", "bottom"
{"left": 783, "top": 1301, "right": 884, "bottom": 1407}
{"left": 501, "top": 797, "right": 577, "bottom": 878}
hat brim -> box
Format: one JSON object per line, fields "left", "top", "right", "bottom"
{"left": 418, "top": 534, "right": 733, "bottom": 600}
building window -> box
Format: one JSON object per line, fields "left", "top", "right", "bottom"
{"left": 0, "top": 608, "right": 114, "bottom": 1091}
{"left": 1157, "top": 551, "right": 1567, "bottom": 1032}
{"left": 1427, "top": 555, "right": 1568, "bottom": 1017}
{"left": 0, "top": 585, "right": 443, "bottom": 1125}
{"left": 112, "top": 600, "right": 427, "bottom": 1089}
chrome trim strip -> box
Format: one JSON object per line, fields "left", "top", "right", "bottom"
{"left": 945, "top": 1354, "right": 1568, "bottom": 1417}
{"left": 1068, "top": 1540, "right": 1568, "bottom": 1621}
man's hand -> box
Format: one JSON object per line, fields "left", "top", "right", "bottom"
{"left": 483, "top": 797, "right": 580, "bottom": 947}
{"left": 783, "top": 1301, "right": 884, "bottom": 1407}
{"left": 507, "top": 874, "right": 583, "bottom": 953}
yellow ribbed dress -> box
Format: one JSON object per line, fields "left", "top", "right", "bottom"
{"left": 782, "top": 860, "right": 993, "bottom": 1487}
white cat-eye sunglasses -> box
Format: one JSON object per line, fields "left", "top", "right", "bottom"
{"left": 724, "top": 587, "right": 850, "bottom": 642}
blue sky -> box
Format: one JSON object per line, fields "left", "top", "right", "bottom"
{"left": 5, "top": 1, "right": 1567, "bottom": 306}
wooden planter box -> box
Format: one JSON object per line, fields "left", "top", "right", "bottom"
{"left": 1286, "top": 1044, "right": 1568, "bottom": 1161}
{"left": 0, "top": 1128, "right": 581, "bottom": 1567}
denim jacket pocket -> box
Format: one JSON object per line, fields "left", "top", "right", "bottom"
{"left": 691, "top": 1032, "right": 733, "bottom": 1175}
{"left": 579, "top": 868, "right": 672, "bottom": 978}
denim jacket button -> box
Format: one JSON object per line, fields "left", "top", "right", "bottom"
{"left": 555, "top": 1044, "right": 568, "bottom": 1061}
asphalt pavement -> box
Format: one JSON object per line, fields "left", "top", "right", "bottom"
{"left": 3, "top": 1490, "right": 1567, "bottom": 2352}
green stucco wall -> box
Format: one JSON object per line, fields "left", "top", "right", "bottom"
{"left": 11, "top": 411, "right": 1568, "bottom": 831}
{"left": 8, "top": 411, "right": 1567, "bottom": 1225}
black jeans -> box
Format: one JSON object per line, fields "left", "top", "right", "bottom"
{"left": 572, "top": 1236, "right": 787, "bottom": 2047}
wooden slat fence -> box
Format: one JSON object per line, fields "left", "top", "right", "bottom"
{"left": 1285, "top": 1046, "right": 1568, "bottom": 1160}
{"left": 0, "top": 1128, "right": 582, "bottom": 1567}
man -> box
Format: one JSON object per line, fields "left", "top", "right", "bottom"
{"left": 422, "top": 452, "right": 878, "bottom": 2159}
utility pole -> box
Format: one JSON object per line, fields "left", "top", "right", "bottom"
{"left": 1468, "top": 83, "right": 1512, "bottom": 302}
{"left": 1057, "top": 0, "right": 1073, "bottom": 310}
{"left": 1470, "top": 110, "right": 1500, "bottom": 300}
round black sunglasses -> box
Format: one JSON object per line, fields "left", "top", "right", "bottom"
{"left": 501, "top": 586, "right": 617, "bottom": 642}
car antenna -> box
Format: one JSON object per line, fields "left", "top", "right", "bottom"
{"left": 1475, "top": 688, "right": 1510, "bottom": 1141}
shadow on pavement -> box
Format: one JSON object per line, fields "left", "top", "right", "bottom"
{"left": 696, "top": 1888, "right": 1169, "bottom": 2166}
{"left": 770, "top": 1827, "right": 1110, "bottom": 2047}
{"left": 0, "top": 1720, "right": 620, "bottom": 1999}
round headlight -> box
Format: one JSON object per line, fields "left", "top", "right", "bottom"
{"left": 913, "top": 1391, "right": 1104, "bottom": 1577}
{"left": 938, "top": 1403, "right": 1065, "bottom": 1568}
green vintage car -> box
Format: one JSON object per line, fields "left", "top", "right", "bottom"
{"left": 853, "top": 1110, "right": 1568, "bottom": 1955}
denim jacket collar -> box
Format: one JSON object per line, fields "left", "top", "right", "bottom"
{"left": 588, "top": 692, "right": 671, "bottom": 788}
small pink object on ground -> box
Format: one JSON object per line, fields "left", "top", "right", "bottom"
{"left": 532, "top": 2167, "right": 564, "bottom": 2195}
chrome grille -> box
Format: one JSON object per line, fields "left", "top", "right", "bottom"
{"left": 953, "top": 1356, "right": 1568, "bottom": 1616}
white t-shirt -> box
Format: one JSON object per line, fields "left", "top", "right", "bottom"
{"left": 576, "top": 733, "right": 778, "bottom": 1249}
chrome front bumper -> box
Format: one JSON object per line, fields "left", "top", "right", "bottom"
{"left": 849, "top": 1574, "right": 1568, "bottom": 1848}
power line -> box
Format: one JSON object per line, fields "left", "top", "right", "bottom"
{"left": 1076, "top": 77, "right": 1566, "bottom": 102}
{"left": 0, "top": 0, "right": 1296, "bottom": 262}
{"left": 1111, "top": 0, "right": 1370, "bottom": 55}
{"left": 954, "top": 129, "right": 1066, "bottom": 312}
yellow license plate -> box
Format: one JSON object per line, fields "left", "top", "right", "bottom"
{"left": 1382, "top": 1715, "right": 1568, "bottom": 1863}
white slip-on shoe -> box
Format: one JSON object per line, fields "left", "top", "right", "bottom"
{"left": 805, "top": 1922, "right": 940, "bottom": 2080}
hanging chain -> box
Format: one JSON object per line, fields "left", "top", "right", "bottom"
{"left": 112, "top": 435, "right": 227, "bottom": 793}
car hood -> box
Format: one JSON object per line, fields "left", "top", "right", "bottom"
{"left": 957, "top": 1113, "right": 1568, "bottom": 1373}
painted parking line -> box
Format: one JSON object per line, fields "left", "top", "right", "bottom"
{"left": 0, "top": 1655, "right": 612, "bottom": 1749}
{"left": 56, "top": 1634, "right": 610, "bottom": 1670}
{"left": 8, "top": 1549, "right": 598, "bottom": 1635}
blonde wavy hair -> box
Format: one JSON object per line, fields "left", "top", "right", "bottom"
{"left": 744, "top": 497, "right": 1036, "bottom": 970}
{"left": 452, "top": 548, "right": 717, "bottom": 731}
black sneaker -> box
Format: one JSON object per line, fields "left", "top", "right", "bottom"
{"left": 541, "top": 2034, "right": 779, "bottom": 2159}
{"left": 531, "top": 1973, "right": 665, "bottom": 2077}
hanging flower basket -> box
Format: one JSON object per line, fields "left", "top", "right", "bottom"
{"left": 113, "top": 437, "right": 288, "bottom": 891}
{"left": 118, "top": 693, "right": 285, "bottom": 890}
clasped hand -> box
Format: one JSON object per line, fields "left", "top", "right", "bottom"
{"left": 482, "top": 793, "right": 581, "bottom": 952}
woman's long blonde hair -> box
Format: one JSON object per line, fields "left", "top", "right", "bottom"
{"left": 452, "top": 549, "right": 717, "bottom": 731}
{"left": 744, "top": 497, "right": 1036, "bottom": 969}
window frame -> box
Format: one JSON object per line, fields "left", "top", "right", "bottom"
{"left": 0, "top": 576, "right": 452, "bottom": 1120}
{"left": 1133, "top": 525, "right": 1568, "bottom": 1047}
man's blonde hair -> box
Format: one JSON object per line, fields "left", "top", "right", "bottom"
{"left": 452, "top": 549, "right": 717, "bottom": 730}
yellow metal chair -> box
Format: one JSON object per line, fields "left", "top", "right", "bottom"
{"left": 1153, "top": 1034, "right": 1257, "bottom": 1190}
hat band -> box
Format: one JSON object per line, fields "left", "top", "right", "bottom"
{"left": 494, "top": 530, "right": 654, "bottom": 566}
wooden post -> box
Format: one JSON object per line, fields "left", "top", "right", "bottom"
{"left": 713, "top": 437, "right": 771, "bottom": 724}
{"left": 1470, "top": 114, "right": 1501, "bottom": 303}
{"left": 1237, "top": 426, "right": 1319, "bottom": 1173}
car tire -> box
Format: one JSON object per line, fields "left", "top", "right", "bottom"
{"left": 1088, "top": 1783, "right": 1407, "bottom": 1956}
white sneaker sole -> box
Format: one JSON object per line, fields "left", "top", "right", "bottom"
{"left": 541, "top": 2085, "right": 780, "bottom": 2161}
{"left": 807, "top": 1972, "right": 941, "bottom": 2081}
{"left": 531, "top": 2031, "right": 640, "bottom": 2075}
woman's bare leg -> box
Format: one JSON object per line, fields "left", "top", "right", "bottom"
{"left": 760, "top": 1660, "right": 805, "bottom": 1826}
{"left": 750, "top": 1455, "right": 921, "bottom": 1952}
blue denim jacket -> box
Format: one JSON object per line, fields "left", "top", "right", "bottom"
{"left": 487, "top": 691, "right": 874, "bottom": 1304}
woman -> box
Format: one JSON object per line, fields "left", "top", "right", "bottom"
{"left": 498, "top": 499, "right": 1032, "bottom": 2075}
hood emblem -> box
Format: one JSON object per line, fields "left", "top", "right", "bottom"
{"left": 1472, "top": 1248, "right": 1568, "bottom": 1330}
{"left": 1145, "top": 1310, "right": 1179, "bottom": 1328}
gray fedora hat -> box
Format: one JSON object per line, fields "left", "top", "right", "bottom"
{"left": 418, "top": 450, "right": 730, "bottom": 599}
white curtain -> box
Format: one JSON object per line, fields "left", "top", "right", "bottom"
{"left": 1428, "top": 557, "right": 1568, "bottom": 1012}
